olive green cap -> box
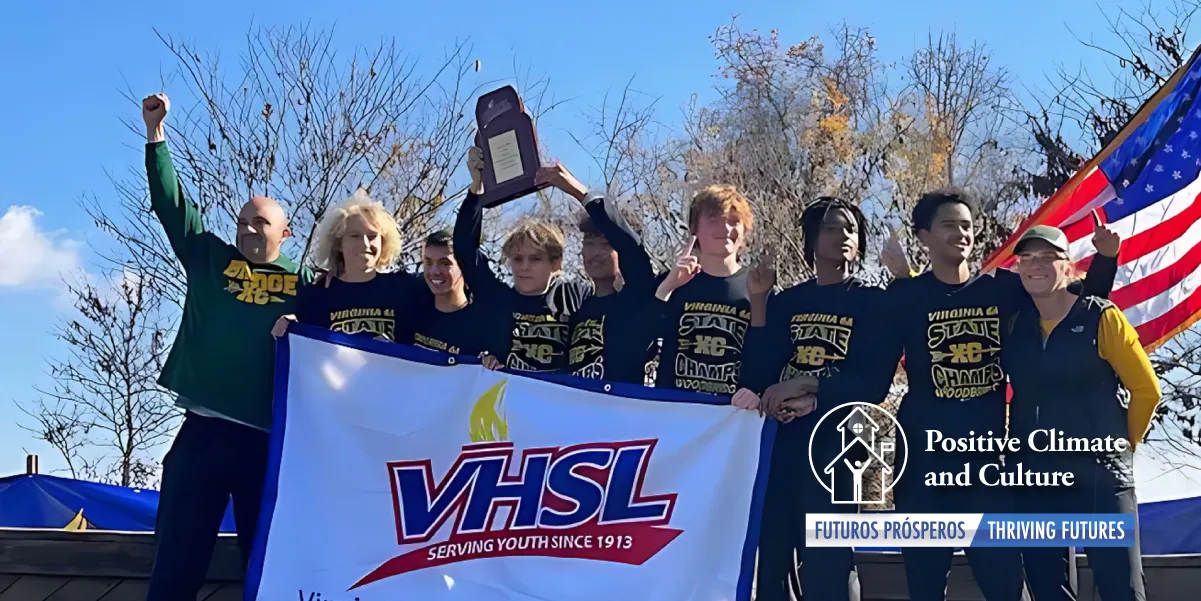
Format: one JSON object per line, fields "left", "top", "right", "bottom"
{"left": 1015, "top": 224, "right": 1069, "bottom": 253}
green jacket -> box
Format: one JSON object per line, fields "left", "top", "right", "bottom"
{"left": 147, "top": 141, "right": 313, "bottom": 429}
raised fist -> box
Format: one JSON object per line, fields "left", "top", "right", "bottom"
{"left": 1091, "top": 210, "right": 1121, "bottom": 258}
{"left": 143, "top": 93, "right": 170, "bottom": 143}
{"left": 143, "top": 93, "right": 169, "bottom": 127}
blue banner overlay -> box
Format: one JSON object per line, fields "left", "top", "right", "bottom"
{"left": 805, "top": 513, "right": 1136, "bottom": 548}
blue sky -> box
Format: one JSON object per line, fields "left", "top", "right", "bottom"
{"left": 7, "top": 0, "right": 1198, "bottom": 497}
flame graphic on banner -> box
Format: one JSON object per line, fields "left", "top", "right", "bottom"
{"left": 63, "top": 509, "right": 89, "bottom": 531}
{"left": 468, "top": 379, "right": 508, "bottom": 443}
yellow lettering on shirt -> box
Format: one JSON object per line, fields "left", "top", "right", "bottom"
{"left": 794, "top": 345, "right": 830, "bottom": 367}
{"left": 693, "top": 335, "right": 728, "bottom": 357}
{"left": 222, "top": 260, "right": 300, "bottom": 305}
{"left": 415, "top": 333, "right": 461, "bottom": 355}
{"left": 509, "top": 316, "right": 568, "bottom": 371}
{"left": 331, "top": 316, "right": 395, "bottom": 339}
{"left": 223, "top": 260, "right": 250, "bottom": 279}
{"left": 674, "top": 303, "right": 748, "bottom": 391}
{"left": 780, "top": 312, "right": 852, "bottom": 382}
{"left": 926, "top": 305, "right": 1004, "bottom": 399}
{"left": 569, "top": 318, "right": 605, "bottom": 373}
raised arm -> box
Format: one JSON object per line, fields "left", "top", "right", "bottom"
{"left": 739, "top": 250, "right": 780, "bottom": 393}
{"left": 1079, "top": 214, "right": 1122, "bottom": 298}
{"left": 143, "top": 93, "right": 205, "bottom": 264}
{"left": 452, "top": 147, "right": 510, "bottom": 302}
{"left": 585, "top": 195, "right": 656, "bottom": 298}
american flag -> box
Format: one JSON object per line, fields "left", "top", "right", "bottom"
{"left": 984, "top": 46, "right": 1201, "bottom": 352}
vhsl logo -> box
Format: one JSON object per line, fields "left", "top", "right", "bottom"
{"left": 351, "top": 439, "right": 683, "bottom": 590}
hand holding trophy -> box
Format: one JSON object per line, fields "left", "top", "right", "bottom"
{"left": 474, "top": 86, "right": 548, "bottom": 207}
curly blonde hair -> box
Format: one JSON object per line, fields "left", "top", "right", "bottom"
{"left": 313, "top": 190, "right": 401, "bottom": 272}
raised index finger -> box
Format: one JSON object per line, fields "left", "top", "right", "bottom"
{"left": 682, "top": 235, "right": 697, "bottom": 257}
{"left": 1091, "top": 209, "right": 1103, "bottom": 229}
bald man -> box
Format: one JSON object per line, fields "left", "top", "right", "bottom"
{"left": 141, "top": 93, "right": 314, "bottom": 600}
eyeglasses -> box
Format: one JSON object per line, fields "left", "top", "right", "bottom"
{"left": 1016, "top": 251, "right": 1069, "bottom": 264}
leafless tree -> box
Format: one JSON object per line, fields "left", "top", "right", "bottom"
{"left": 559, "top": 22, "right": 1033, "bottom": 506}
{"left": 888, "top": 31, "right": 1038, "bottom": 267}
{"left": 40, "top": 25, "right": 493, "bottom": 485}
{"left": 1025, "top": 0, "right": 1201, "bottom": 459}
{"left": 20, "top": 272, "right": 178, "bottom": 487}
{"left": 94, "top": 24, "right": 483, "bottom": 295}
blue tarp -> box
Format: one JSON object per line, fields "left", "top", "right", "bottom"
{"left": 0, "top": 473, "right": 235, "bottom": 532}
{"left": 1139, "top": 494, "right": 1201, "bottom": 555}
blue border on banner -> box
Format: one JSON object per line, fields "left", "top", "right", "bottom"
{"left": 737, "top": 414, "right": 777, "bottom": 601}
{"left": 244, "top": 322, "right": 776, "bottom": 601}
{"left": 243, "top": 324, "right": 292, "bottom": 601}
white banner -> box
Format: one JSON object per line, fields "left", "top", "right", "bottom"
{"left": 246, "top": 326, "right": 774, "bottom": 601}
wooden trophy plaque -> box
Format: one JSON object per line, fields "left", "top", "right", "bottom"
{"left": 475, "top": 86, "right": 547, "bottom": 207}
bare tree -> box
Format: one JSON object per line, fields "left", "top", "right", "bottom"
{"left": 20, "top": 272, "right": 178, "bottom": 487}
{"left": 887, "top": 32, "right": 1037, "bottom": 268}
{"left": 562, "top": 79, "right": 683, "bottom": 271}
{"left": 93, "top": 24, "right": 482, "bottom": 296}
{"left": 1025, "top": 0, "right": 1201, "bottom": 458}
{"left": 666, "top": 19, "right": 912, "bottom": 286}
{"left": 35, "top": 25, "right": 492, "bottom": 485}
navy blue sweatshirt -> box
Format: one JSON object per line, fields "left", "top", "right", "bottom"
{"left": 413, "top": 298, "right": 510, "bottom": 359}
{"left": 567, "top": 195, "right": 658, "bottom": 383}
{"left": 884, "top": 257, "right": 1118, "bottom": 466}
{"left": 452, "top": 192, "right": 591, "bottom": 373}
{"left": 742, "top": 276, "right": 896, "bottom": 410}
{"left": 295, "top": 272, "right": 430, "bottom": 343}
{"left": 651, "top": 270, "right": 752, "bottom": 395}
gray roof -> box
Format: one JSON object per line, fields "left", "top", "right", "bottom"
{"left": 0, "top": 576, "right": 241, "bottom": 601}
{"left": 0, "top": 529, "right": 242, "bottom": 601}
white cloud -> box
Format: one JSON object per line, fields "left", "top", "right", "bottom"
{"left": 0, "top": 206, "right": 81, "bottom": 288}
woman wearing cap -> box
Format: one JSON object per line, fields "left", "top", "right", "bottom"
{"left": 1003, "top": 224, "right": 1160, "bottom": 601}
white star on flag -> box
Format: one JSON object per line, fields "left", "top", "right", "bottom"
{"left": 1192, "top": 131, "right": 1200, "bottom": 139}
{"left": 1174, "top": 171, "right": 1183, "bottom": 179}
{"left": 1123, "top": 179, "right": 1131, "bottom": 186}
{"left": 1147, "top": 184, "right": 1156, "bottom": 192}
{"left": 1166, "top": 145, "right": 1175, "bottom": 152}
{"left": 1155, "top": 164, "right": 1165, "bottom": 172}
{"left": 1185, "top": 150, "right": 1192, "bottom": 159}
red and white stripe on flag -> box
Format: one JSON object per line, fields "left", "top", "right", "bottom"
{"left": 984, "top": 45, "right": 1201, "bottom": 352}
{"left": 1019, "top": 169, "right": 1201, "bottom": 350}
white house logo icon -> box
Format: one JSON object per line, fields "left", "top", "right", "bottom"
{"left": 809, "top": 402, "right": 907, "bottom": 506}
